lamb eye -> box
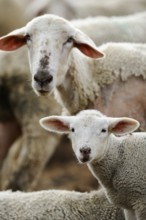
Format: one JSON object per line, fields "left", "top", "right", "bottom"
{"left": 25, "top": 33, "right": 31, "bottom": 42}
{"left": 101, "top": 128, "right": 107, "bottom": 133}
{"left": 66, "top": 36, "right": 73, "bottom": 43}
{"left": 71, "top": 128, "right": 75, "bottom": 132}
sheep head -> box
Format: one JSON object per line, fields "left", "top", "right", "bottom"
{"left": 40, "top": 109, "right": 139, "bottom": 163}
{"left": 0, "top": 14, "right": 104, "bottom": 96}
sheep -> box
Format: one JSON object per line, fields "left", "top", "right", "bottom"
{"left": 40, "top": 109, "right": 146, "bottom": 220}
{"left": 25, "top": 0, "right": 76, "bottom": 21}
{"left": 25, "top": 0, "right": 146, "bottom": 20}
{"left": 1, "top": 14, "right": 146, "bottom": 129}
{"left": 72, "top": 11, "right": 146, "bottom": 46}
{"left": 1, "top": 13, "right": 146, "bottom": 190}
{"left": 0, "top": 188, "right": 125, "bottom": 220}
{"left": 68, "top": 0, "right": 146, "bottom": 18}
{"left": 0, "top": 47, "right": 62, "bottom": 191}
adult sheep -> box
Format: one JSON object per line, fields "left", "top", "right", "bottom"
{"left": 0, "top": 47, "right": 62, "bottom": 191}
{"left": 40, "top": 109, "right": 145, "bottom": 220}
{"left": 1, "top": 15, "right": 146, "bottom": 130}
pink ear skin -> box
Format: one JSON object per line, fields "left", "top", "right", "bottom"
{"left": 47, "top": 119, "right": 69, "bottom": 132}
{"left": 109, "top": 118, "right": 140, "bottom": 135}
{"left": 111, "top": 121, "right": 131, "bottom": 134}
{"left": 0, "top": 35, "right": 26, "bottom": 51}
{"left": 74, "top": 42, "right": 104, "bottom": 59}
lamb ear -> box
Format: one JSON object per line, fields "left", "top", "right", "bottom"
{"left": 39, "top": 116, "right": 73, "bottom": 134}
{"left": 73, "top": 29, "right": 104, "bottom": 59}
{"left": 108, "top": 117, "right": 140, "bottom": 135}
{"left": 0, "top": 27, "right": 26, "bottom": 51}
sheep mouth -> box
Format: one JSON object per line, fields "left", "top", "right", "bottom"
{"left": 79, "top": 156, "right": 91, "bottom": 164}
{"left": 37, "top": 90, "right": 50, "bottom": 96}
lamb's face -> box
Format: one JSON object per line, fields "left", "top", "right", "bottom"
{"left": 40, "top": 109, "right": 139, "bottom": 164}
{"left": 69, "top": 116, "right": 109, "bottom": 163}
{"left": 25, "top": 15, "right": 76, "bottom": 96}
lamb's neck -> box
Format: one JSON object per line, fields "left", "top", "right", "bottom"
{"left": 55, "top": 51, "right": 100, "bottom": 115}
{"left": 88, "top": 135, "right": 124, "bottom": 188}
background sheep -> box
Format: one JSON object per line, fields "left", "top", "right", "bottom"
{"left": 25, "top": 0, "right": 146, "bottom": 20}
{"left": 68, "top": 0, "right": 146, "bottom": 18}
{"left": 0, "top": 47, "right": 62, "bottom": 191}
{"left": 73, "top": 11, "right": 146, "bottom": 46}
{"left": 0, "top": 188, "right": 125, "bottom": 220}
{"left": 40, "top": 109, "right": 146, "bottom": 220}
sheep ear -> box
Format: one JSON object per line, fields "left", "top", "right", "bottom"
{"left": 73, "top": 30, "right": 104, "bottom": 59}
{"left": 108, "top": 117, "right": 140, "bottom": 135}
{"left": 39, "top": 116, "right": 72, "bottom": 134}
{"left": 0, "top": 27, "right": 26, "bottom": 51}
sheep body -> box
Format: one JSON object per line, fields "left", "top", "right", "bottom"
{"left": 25, "top": 0, "right": 146, "bottom": 20}
{"left": 55, "top": 43, "right": 146, "bottom": 114}
{"left": 72, "top": 11, "right": 146, "bottom": 46}
{"left": 54, "top": 42, "right": 146, "bottom": 129}
{"left": 0, "top": 188, "right": 124, "bottom": 220}
{"left": 69, "top": 0, "right": 146, "bottom": 18}
{"left": 40, "top": 109, "right": 146, "bottom": 220}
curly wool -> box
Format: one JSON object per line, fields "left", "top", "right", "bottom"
{"left": 0, "top": 189, "right": 124, "bottom": 220}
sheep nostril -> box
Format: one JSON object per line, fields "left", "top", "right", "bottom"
{"left": 34, "top": 74, "right": 53, "bottom": 86}
{"left": 47, "top": 75, "right": 53, "bottom": 83}
{"left": 80, "top": 147, "right": 91, "bottom": 155}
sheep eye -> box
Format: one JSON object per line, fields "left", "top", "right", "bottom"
{"left": 25, "top": 33, "right": 31, "bottom": 42}
{"left": 66, "top": 36, "right": 73, "bottom": 44}
{"left": 71, "top": 128, "right": 75, "bottom": 132}
{"left": 101, "top": 128, "right": 107, "bottom": 133}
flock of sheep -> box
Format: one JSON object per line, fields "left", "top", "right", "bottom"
{"left": 0, "top": 0, "right": 146, "bottom": 219}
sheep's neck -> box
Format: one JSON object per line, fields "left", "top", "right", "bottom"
{"left": 89, "top": 136, "right": 124, "bottom": 188}
{"left": 88, "top": 135, "right": 133, "bottom": 208}
{"left": 56, "top": 51, "right": 100, "bottom": 115}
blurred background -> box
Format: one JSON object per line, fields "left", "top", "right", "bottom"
{"left": 0, "top": 0, "right": 146, "bottom": 193}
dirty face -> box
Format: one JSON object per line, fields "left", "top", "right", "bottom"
{"left": 0, "top": 14, "right": 104, "bottom": 95}
{"left": 25, "top": 16, "right": 76, "bottom": 96}
{"left": 0, "top": 14, "right": 104, "bottom": 97}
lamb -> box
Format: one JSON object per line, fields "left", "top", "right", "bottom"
{"left": 0, "top": 188, "right": 124, "bottom": 220}
{"left": 1, "top": 14, "right": 146, "bottom": 129}
{"left": 0, "top": 47, "right": 62, "bottom": 191}
{"left": 40, "top": 109, "right": 146, "bottom": 220}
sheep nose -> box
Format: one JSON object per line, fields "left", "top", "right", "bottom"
{"left": 80, "top": 147, "right": 91, "bottom": 156}
{"left": 34, "top": 74, "right": 53, "bottom": 87}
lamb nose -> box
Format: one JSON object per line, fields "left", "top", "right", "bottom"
{"left": 34, "top": 74, "right": 53, "bottom": 86}
{"left": 80, "top": 147, "right": 91, "bottom": 155}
